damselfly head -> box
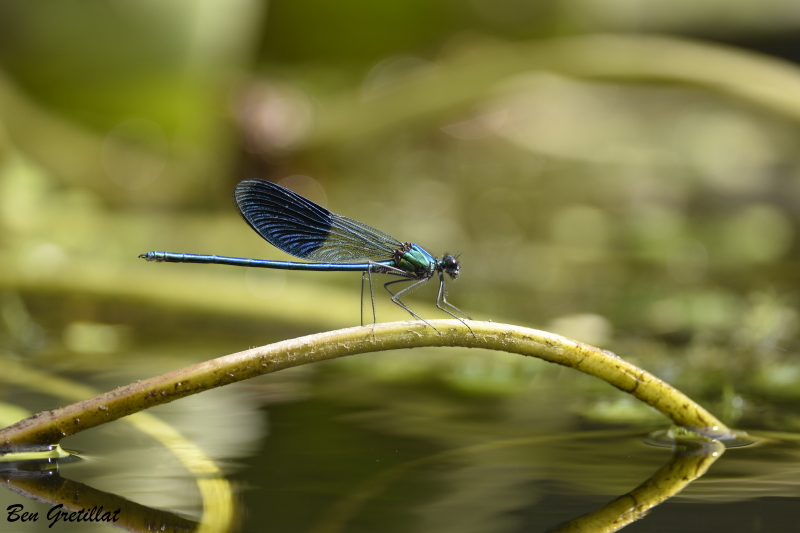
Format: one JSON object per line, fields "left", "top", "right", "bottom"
{"left": 442, "top": 254, "right": 460, "bottom": 280}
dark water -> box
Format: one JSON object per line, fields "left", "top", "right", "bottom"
{"left": 3, "top": 349, "right": 800, "bottom": 533}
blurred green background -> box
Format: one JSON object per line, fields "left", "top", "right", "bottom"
{"left": 3, "top": 1, "right": 800, "bottom": 529}
{"left": 3, "top": 0, "right": 800, "bottom": 419}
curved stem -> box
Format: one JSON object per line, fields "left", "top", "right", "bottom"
{"left": 0, "top": 320, "right": 733, "bottom": 452}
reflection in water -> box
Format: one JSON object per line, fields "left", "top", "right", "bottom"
{"left": 7, "top": 423, "right": 800, "bottom": 532}
{"left": 0, "top": 357, "right": 251, "bottom": 532}
{"left": 307, "top": 430, "right": 724, "bottom": 533}
{"left": 549, "top": 439, "right": 724, "bottom": 532}
{"left": 1, "top": 459, "right": 198, "bottom": 532}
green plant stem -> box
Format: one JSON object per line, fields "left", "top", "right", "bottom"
{"left": 0, "top": 320, "right": 733, "bottom": 452}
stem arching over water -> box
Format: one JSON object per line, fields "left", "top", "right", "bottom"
{"left": 0, "top": 320, "right": 734, "bottom": 453}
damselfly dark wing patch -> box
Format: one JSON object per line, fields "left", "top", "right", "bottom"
{"left": 234, "top": 179, "right": 403, "bottom": 262}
